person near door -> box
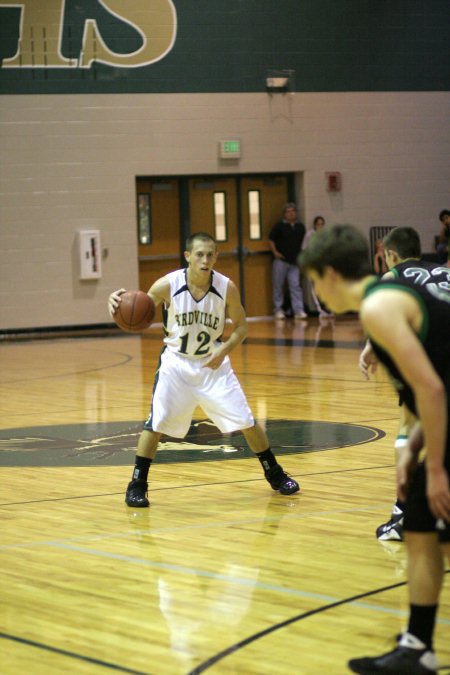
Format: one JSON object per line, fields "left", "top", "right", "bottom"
{"left": 268, "top": 202, "right": 307, "bottom": 320}
{"left": 108, "top": 231, "right": 300, "bottom": 508}
{"left": 436, "top": 209, "right": 450, "bottom": 266}
{"left": 301, "top": 215, "right": 333, "bottom": 318}
{"left": 300, "top": 223, "right": 450, "bottom": 675}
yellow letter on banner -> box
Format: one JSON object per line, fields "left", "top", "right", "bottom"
{"left": 2, "top": 0, "right": 75, "bottom": 67}
{"left": 1, "top": 0, "right": 177, "bottom": 69}
{"left": 79, "top": 0, "right": 177, "bottom": 68}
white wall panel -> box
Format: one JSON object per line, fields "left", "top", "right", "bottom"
{"left": 1, "top": 91, "right": 449, "bottom": 330}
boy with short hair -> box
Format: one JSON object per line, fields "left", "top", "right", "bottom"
{"left": 300, "top": 223, "right": 450, "bottom": 675}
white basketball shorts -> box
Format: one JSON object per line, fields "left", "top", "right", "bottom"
{"left": 144, "top": 348, "right": 254, "bottom": 438}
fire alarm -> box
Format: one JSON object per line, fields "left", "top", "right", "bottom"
{"left": 326, "top": 172, "right": 342, "bottom": 192}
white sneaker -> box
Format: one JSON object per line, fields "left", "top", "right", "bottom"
{"left": 274, "top": 311, "right": 285, "bottom": 319}
{"left": 294, "top": 312, "right": 308, "bottom": 320}
{"left": 319, "top": 310, "right": 333, "bottom": 318}
{"left": 376, "top": 505, "right": 404, "bottom": 541}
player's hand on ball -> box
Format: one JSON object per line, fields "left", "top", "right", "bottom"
{"left": 108, "top": 288, "right": 127, "bottom": 317}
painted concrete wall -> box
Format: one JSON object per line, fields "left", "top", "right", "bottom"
{"left": 1, "top": 90, "right": 449, "bottom": 329}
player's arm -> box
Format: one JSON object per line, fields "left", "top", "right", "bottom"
{"left": 438, "top": 222, "right": 448, "bottom": 244}
{"left": 359, "top": 339, "right": 378, "bottom": 380}
{"left": 146, "top": 277, "right": 170, "bottom": 307}
{"left": 358, "top": 271, "right": 395, "bottom": 378}
{"left": 224, "top": 280, "right": 248, "bottom": 348}
{"left": 108, "top": 277, "right": 170, "bottom": 317}
{"left": 361, "top": 291, "right": 450, "bottom": 519}
{"left": 268, "top": 223, "right": 284, "bottom": 259}
{"left": 268, "top": 238, "right": 283, "bottom": 260}
{"left": 203, "top": 281, "right": 248, "bottom": 370}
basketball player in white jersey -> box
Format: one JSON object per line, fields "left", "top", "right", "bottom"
{"left": 108, "top": 232, "right": 299, "bottom": 507}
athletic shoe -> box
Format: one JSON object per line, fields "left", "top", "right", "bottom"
{"left": 348, "top": 634, "right": 437, "bottom": 674}
{"left": 125, "top": 479, "right": 150, "bottom": 507}
{"left": 274, "top": 310, "right": 285, "bottom": 319}
{"left": 376, "top": 505, "right": 404, "bottom": 541}
{"left": 265, "top": 465, "right": 300, "bottom": 495}
{"left": 294, "top": 312, "right": 308, "bottom": 320}
{"left": 319, "top": 309, "right": 333, "bottom": 318}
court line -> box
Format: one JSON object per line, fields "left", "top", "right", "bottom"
{"left": 186, "top": 570, "right": 450, "bottom": 675}
{"left": 0, "top": 349, "right": 136, "bottom": 385}
{"left": 0, "top": 631, "right": 152, "bottom": 675}
{"left": 10, "top": 539, "right": 450, "bottom": 630}
{"left": 0, "top": 462, "right": 396, "bottom": 507}
{"left": 0, "top": 502, "right": 399, "bottom": 551}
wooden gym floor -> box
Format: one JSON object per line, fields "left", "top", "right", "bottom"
{"left": 0, "top": 317, "right": 449, "bottom": 674}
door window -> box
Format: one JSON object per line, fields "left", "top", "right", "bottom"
{"left": 213, "top": 191, "right": 227, "bottom": 242}
{"left": 248, "top": 190, "right": 262, "bottom": 240}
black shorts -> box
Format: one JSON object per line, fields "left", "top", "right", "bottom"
{"left": 404, "top": 461, "right": 450, "bottom": 543}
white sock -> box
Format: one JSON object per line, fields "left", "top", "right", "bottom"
{"left": 394, "top": 435, "right": 409, "bottom": 449}
{"left": 399, "top": 633, "right": 437, "bottom": 670}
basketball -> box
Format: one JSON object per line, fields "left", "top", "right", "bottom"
{"left": 114, "top": 290, "right": 155, "bottom": 333}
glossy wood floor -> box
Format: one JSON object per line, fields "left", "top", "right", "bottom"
{"left": 1, "top": 317, "right": 449, "bottom": 675}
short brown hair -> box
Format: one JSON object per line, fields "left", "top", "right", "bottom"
{"left": 185, "top": 232, "right": 217, "bottom": 251}
{"left": 382, "top": 227, "right": 421, "bottom": 259}
{"left": 299, "top": 223, "right": 371, "bottom": 279}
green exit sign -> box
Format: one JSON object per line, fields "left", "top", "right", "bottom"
{"left": 219, "top": 139, "right": 241, "bottom": 159}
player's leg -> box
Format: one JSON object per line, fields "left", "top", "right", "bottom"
{"left": 349, "top": 533, "right": 442, "bottom": 675}
{"left": 377, "top": 404, "right": 416, "bottom": 541}
{"left": 350, "top": 460, "right": 449, "bottom": 675}
{"left": 125, "top": 350, "right": 196, "bottom": 508}
{"left": 125, "top": 429, "right": 161, "bottom": 507}
{"left": 199, "top": 361, "right": 299, "bottom": 495}
{"left": 241, "top": 423, "right": 300, "bottom": 495}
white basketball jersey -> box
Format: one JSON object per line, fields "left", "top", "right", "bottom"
{"left": 163, "top": 269, "right": 228, "bottom": 359}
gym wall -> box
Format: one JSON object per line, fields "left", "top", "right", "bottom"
{"left": 1, "top": 0, "right": 449, "bottom": 330}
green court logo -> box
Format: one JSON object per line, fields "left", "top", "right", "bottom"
{"left": 0, "top": 419, "right": 385, "bottom": 467}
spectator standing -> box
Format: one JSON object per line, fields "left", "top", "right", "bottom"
{"left": 268, "top": 202, "right": 307, "bottom": 320}
{"left": 302, "top": 216, "right": 333, "bottom": 317}
{"left": 436, "top": 209, "right": 450, "bottom": 266}
{"left": 373, "top": 238, "right": 389, "bottom": 276}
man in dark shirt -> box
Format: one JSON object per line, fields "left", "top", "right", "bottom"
{"left": 268, "top": 202, "right": 307, "bottom": 320}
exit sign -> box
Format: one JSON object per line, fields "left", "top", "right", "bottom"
{"left": 219, "top": 139, "right": 241, "bottom": 159}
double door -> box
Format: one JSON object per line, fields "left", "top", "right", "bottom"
{"left": 137, "top": 174, "right": 292, "bottom": 317}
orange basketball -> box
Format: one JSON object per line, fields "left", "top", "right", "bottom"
{"left": 114, "top": 291, "right": 155, "bottom": 333}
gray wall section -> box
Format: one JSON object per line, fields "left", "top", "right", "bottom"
{"left": 1, "top": 91, "right": 449, "bottom": 330}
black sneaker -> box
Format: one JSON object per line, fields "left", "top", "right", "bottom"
{"left": 376, "top": 505, "right": 404, "bottom": 541}
{"left": 348, "top": 646, "right": 437, "bottom": 674}
{"left": 125, "top": 479, "right": 149, "bottom": 507}
{"left": 265, "top": 465, "right": 299, "bottom": 495}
